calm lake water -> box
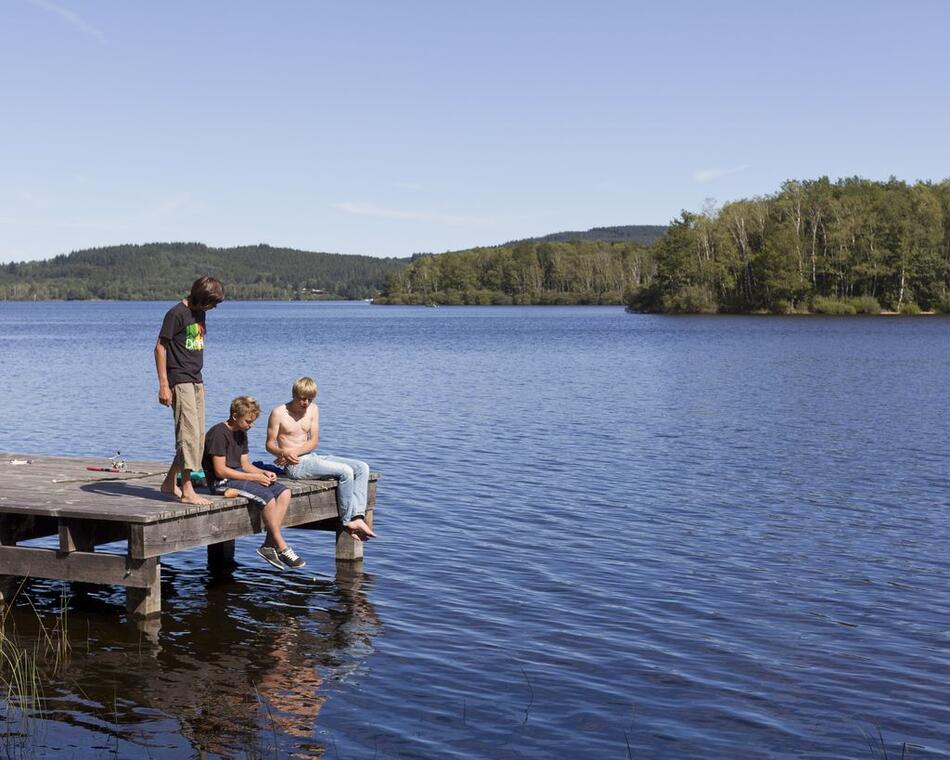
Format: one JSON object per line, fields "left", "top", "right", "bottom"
{"left": 1, "top": 301, "right": 949, "bottom": 759}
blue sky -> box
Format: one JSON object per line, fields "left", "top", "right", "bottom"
{"left": 1, "top": 0, "right": 948, "bottom": 263}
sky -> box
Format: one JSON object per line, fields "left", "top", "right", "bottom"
{"left": 1, "top": 0, "right": 949, "bottom": 263}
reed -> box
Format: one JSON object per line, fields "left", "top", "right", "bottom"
{"left": 0, "top": 583, "right": 73, "bottom": 758}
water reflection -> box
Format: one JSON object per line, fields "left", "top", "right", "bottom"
{"left": 7, "top": 562, "right": 381, "bottom": 757}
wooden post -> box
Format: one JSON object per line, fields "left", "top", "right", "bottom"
{"left": 335, "top": 478, "right": 377, "bottom": 561}
{"left": 335, "top": 529, "right": 364, "bottom": 561}
{"left": 207, "top": 540, "right": 236, "bottom": 576}
{"left": 126, "top": 558, "right": 161, "bottom": 618}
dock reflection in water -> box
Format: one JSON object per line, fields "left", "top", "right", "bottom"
{"left": 9, "top": 561, "right": 381, "bottom": 758}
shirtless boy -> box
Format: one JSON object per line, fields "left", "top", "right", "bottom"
{"left": 266, "top": 377, "right": 376, "bottom": 541}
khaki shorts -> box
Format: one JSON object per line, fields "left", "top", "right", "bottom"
{"left": 172, "top": 382, "right": 205, "bottom": 471}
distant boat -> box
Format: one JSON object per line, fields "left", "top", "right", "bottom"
{"left": 425, "top": 302, "right": 439, "bottom": 308}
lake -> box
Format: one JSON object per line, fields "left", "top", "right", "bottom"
{"left": 1, "top": 301, "right": 948, "bottom": 758}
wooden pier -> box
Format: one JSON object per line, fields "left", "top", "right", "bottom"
{"left": 0, "top": 454, "right": 378, "bottom": 618}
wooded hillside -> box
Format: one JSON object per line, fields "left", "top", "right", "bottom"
{"left": 0, "top": 243, "right": 408, "bottom": 300}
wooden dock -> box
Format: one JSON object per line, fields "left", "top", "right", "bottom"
{"left": 0, "top": 453, "right": 378, "bottom": 618}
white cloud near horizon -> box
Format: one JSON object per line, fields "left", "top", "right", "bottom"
{"left": 693, "top": 165, "right": 751, "bottom": 183}
{"left": 27, "top": 0, "right": 105, "bottom": 42}
{"left": 332, "top": 201, "right": 490, "bottom": 226}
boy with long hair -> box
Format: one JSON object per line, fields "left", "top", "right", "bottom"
{"left": 154, "top": 275, "right": 224, "bottom": 506}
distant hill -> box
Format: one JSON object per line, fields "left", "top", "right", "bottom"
{"left": 0, "top": 225, "right": 668, "bottom": 301}
{"left": 528, "top": 225, "right": 667, "bottom": 245}
{"left": 0, "top": 243, "right": 409, "bottom": 301}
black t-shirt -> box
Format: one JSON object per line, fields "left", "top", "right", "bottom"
{"left": 202, "top": 422, "right": 247, "bottom": 479}
{"left": 159, "top": 301, "right": 206, "bottom": 385}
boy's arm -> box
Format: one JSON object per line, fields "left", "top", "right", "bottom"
{"left": 154, "top": 338, "right": 172, "bottom": 406}
{"left": 265, "top": 409, "right": 296, "bottom": 464}
{"left": 240, "top": 453, "right": 275, "bottom": 484}
{"left": 211, "top": 455, "right": 270, "bottom": 485}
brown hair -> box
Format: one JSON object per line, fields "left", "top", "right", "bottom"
{"left": 189, "top": 276, "right": 224, "bottom": 308}
{"left": 230, "top": 396, "right": 261, "bottom": 420}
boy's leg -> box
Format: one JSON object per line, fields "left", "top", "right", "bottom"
{"left": 320, "top": 455, "right": 376, "bottom": 541}
{"left": 161, "top": 451, "right": 183, "bottom": 498}
{"left": 260, "top": 488, "right": 291, "bottom": 551}
{"left": 172, "top": 383, "right": 211, "bottom": 506}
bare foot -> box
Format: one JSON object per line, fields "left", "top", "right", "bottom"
{"left": 179, "top": 482, "right": 212, "bottom": 506}
{"left": 160, "top": 482, "right": 183, "bottom": 499}
{"left": 345, "top": 517, "right": 377, "bottom": 541}
{"left": 180, "top": 492, "right": 213, "bottom": 506}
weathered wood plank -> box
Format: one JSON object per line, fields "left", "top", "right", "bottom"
{"left": 0, "top": 546, "right": 157, "bottom": 587}
{"left": 0, "top": 455, "right": 372, "bottom": 526}
{"left": 132, "top": 489, "right": 341, "bottom": 559}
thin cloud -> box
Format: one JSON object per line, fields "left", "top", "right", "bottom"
{"left": 332, "top": 201, "right": 489, "bottom": 226}
{"left": 156, "top": 193, "right": 194, "bottom": 215}
{"left": 693, "top": 165, "right": 750, "bottom": 184}
{"left": 27, "top": 0, "right": 105, "bottom": 42}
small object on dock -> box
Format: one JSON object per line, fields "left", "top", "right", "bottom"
{"left": 87, "top": 466, "right": 124, "bottom": 473}
{"left": 223, "top": 488, "right": 240, "bottom": 498}
{"left": 6, "top": 459, "right": 33, "bottom": 466}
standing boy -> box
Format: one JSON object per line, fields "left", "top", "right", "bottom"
{"left": 155, "top": 275, "right": 224, "bottom": 506}
{"left": 266, "top": 376, "right": 377, "bottom": 542}
{"left": 203, "top": 396, "right": 305, "bottom": 570}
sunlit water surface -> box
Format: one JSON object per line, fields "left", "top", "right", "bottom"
{"left": 1, "top": 301, "right": 948, "bottom": 758}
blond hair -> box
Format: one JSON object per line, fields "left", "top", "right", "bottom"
{"left": 292, "top": 376, "right": 318, "bottom": 400}
{"left": 230, "top": 396, "right": 261, "bottom": 420}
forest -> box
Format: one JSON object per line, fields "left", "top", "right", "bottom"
{"left": 626, "top": 177, "right": 950, "bottom": 314}
{"left": 0, "top": 243, "right": 407, "bottom": 300}
{"left": 375, "top": 239, "right": 654, "bottom": 305}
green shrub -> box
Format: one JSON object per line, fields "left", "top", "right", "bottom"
{"left": 899, "top": 301, "right": 922, "bottom": 315}
{"left": 662, "top": 285, "right": 719, "bottom": 314}
{"left": 625, "top": 285, "right": 664, "bottom": 313}
{"left": 770, "top": 299, "right": 792, "bottom": 314}
{"left": 812, "top": 297, "right": 856, "bottom": 315}
{"left": 848, "top": 296, "right": 881, "bottom": 314}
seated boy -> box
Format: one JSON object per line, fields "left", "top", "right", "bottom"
{"left": 266, "top": 377, "right": 377, "bottom": 542}
{"left": 203, "top": 395, "right": 306, "bottom": 570}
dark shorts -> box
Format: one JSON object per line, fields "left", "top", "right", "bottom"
{"left": 212, "top": 478, "right": 289, "bottom": 506}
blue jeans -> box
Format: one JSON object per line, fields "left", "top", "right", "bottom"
{"left": 284, "top": 454, "right": 369, "bottom": 525}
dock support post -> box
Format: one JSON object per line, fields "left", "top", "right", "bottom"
{"left": 335, "top": 529, "right": 364, "bottom": 561}
{"left": 208, "top": 540, "right": 236, "bottom": 576}
{"left": 126, "top": 558, "right": 161, "bottom": 618}
{"left": 335, "top": 481, "right": 377, "bottom": 561}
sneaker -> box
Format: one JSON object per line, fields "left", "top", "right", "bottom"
{"left": 256, "top": 545, "right": 284, "bottom": 570}
{"left": 278, "top": 546, "right": 306, "bottom": 569}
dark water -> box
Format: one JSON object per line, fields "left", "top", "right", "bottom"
{"left": 1, "top": 301, "right": 949, "bottom": 759}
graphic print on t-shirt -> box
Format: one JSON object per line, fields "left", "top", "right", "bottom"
{"left": 185, "top": 322, "right": 205, "bottom": 351}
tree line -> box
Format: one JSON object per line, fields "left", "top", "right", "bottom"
{"left": 0, "top": 243, "right": 407, "bottom": 301}
{"left": 375, "top": 240, "right": 655, "bottom": 305}
{"left": 626, "top": 177, "right": 950, "bottom": 314}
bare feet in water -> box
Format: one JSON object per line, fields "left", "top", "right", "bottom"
{"left": 345, "top": 517, "right": 377, "bottom": 541}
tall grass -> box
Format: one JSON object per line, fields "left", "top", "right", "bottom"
{"left": 0, "top": 584, "right": 72, "bottom": 758}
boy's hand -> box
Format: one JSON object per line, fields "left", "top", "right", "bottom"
{"left": 282, "top": 452, "right": 300, "bottom": 465}
{"left": 256, "top": 471, "right": 276, "bottom": 485}
{"left": 158, "top": 385, "right": 172, "bottom": 407}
